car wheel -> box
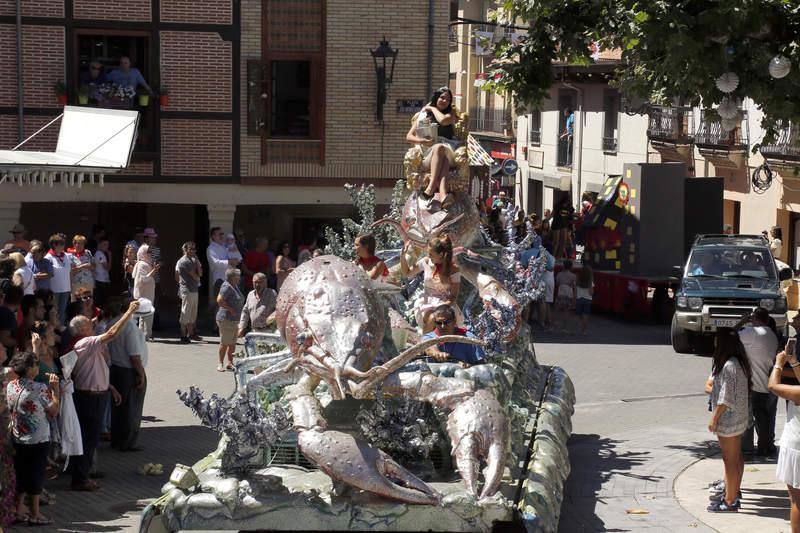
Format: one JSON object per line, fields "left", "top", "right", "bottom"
{"left": 671, "top": 315, "right": 693, "bottom": 354}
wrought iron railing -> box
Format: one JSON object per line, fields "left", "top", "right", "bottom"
{"left": 557, "top": 137, "right": 573, "bottom": 167}
{"left": 760, "top": 121, "right": 800, "bottom": 161}
{"left": 695, "top": 110, "right": 749, "bottom": 150}
{"left": 529, "top": 129, "right": 541, "bottom": 145}
{"left": 646, "top": 106, "right": 694, "bottom": 143}
{"left": 469, "top": 106, "right": 510, "bottom": 135}
{"left": 602, "top": 136, "right": 618, "bottom": 152}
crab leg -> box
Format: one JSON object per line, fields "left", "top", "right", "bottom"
{"left": 284, "top": 380, "right": 441, "bottom": 505}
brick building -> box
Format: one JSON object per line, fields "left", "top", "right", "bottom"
{"left": 0, "top": 0, "right": 451, "bottom": 317}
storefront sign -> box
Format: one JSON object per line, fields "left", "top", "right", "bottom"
{"left": 396, "top": 99, "right": 425, "bottom": 113}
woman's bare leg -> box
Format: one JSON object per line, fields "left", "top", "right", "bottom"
{"left": 226, "top": 345, "right": 236, "bottom": 365}
{"left": 788, "top": 485, "right": 800, "bottom": 532}
{"left": 218, "top": 343, "right": 226, "bottom": 365}
{"left": 424, "top": 147, "right": 443, "bottom": 197}
{"left": 718, "top": 435, "right": 743, "bottom": 504}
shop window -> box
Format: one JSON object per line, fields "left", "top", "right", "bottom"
{"left": 74, "top": 31, "right": 156, "bottom": 155}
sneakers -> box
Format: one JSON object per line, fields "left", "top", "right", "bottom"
{"left": 707, "top": 498, "right": 740, "bottom": 512}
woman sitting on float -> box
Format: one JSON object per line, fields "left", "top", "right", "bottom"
{"left": 353, "top": 233, "right": 388, "bottom": 280}
{"left": 400, "top": 234, "right": 463, "bottom": 333}
{"left": 405, "top": 86, "right": 459, "bottom": 208}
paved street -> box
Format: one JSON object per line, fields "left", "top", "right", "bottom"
{"left": 11, "top": 316, "right": 794, "bottom": 532}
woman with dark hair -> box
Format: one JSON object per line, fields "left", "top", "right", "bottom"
{"left": 274, "top": 242, "right": 295, "bottom": 292}
{"left": 705, "top": 328, "right": 752, "bottom": 512}
{"left": 770, "top": 226, "right": 784, "bottom": 259}
{"left": 768, "top": 341, "right": 800, "bottom": 531}
{"left": 400, "top": 234, "right": 461, "bottom": 333}
{"left": 7, "top": 348, "right": 60, "bottom": 525}
{"left": 353, "top": 234, "right": 388, "bottom": 280}
{"left": 406, "top": 86, "right": 458, "bottom": 207}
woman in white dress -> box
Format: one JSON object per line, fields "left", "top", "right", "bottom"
{"left": 768, "top": 342, "right": 800, "bottom": 531}
{"left": 132, "top": 244, "right": 159, "bottom": 340}
{"left": 400, "top": 234, "right": 461, "bottom": 333}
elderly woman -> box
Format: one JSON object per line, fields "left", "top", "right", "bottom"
{"left": 68, "top": 235, "right": 94, "bottom": 298}
{"left": 131, "top": 244, "right": 159, "bottom": 341}
{"left": 7, "top": 349, "right": 60, "bottom": 525}
{"left": 216, "top": 268, "right": 244, "bottom": 372}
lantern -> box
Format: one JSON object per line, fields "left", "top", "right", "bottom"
{"left": 769, "top": 55, "right": 791, "bottom": 79}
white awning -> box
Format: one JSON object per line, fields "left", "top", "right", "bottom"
{"left": 0, "top": 106, "right": 139, "bottom": 187}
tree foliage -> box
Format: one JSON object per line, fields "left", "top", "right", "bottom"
{"left": 488, "top": 0, "right": 800, "bottom": 141}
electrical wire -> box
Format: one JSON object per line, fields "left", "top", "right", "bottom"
{"left": 751, "top": 162, "right": 773, "bottom": 194}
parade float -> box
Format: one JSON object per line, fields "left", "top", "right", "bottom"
{"left": 139, "top": 108, "right": 575, "bottom": 533}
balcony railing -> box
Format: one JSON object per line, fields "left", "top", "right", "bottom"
{"left": 529, "top": 129, "right": 541, "bottom": 145}
{"left": 602, "top": 136, "right": 618, "bottom": 153}
{"left": 557, "top": 137, "right": 573, "bottom": 167}
{"left": 646, "top": 106, "right": 694, "bottom": 144}
{"left": 695, "top": 110, "right": 749, "bottom": 151}
{"left": 469, "top": 106, "right": 510, "bottom": 135}
{"left": 760, "top": 121, "right": 800, "bottom": 162}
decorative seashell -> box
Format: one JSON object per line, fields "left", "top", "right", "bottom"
{"left": 769, "top": 55, "right": 791, "bottom": 79}
{"left": 721, "top": 118, "right": 738, "bottom": 132}
{"left": 717, "top": 97, "right": 739, "bottom": 120}
{"left": 715, "top": 72, "right": 739, "bottom": 93}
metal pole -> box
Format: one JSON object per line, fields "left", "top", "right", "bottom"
{"left": 16, "top": 0, "right": 23, "bottom": 143}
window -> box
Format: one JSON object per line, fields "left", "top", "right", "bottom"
{"left": 74, "top": 31, "right": 155, "bottom": 154}
{"left": 529, "top": 109, "right": 541, "bottom": 145}
{"left": 603, "top": 89, "right": 620, "bottom": 153}
{"left": 260, "top": 0, "right": 325, "bottom": 163}
{"left": 271, "top": 61, "right": 310, "bottom": 137}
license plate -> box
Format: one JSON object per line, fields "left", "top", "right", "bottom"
{"left": 711, "top": 318, "right": 738, "bottom": 328}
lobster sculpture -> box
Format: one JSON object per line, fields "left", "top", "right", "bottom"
{"left": 246, "top": 256, "right": 509, "bottom": 504}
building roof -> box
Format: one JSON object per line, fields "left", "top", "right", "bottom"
{"left": 0, "top": 106, "right": 139, "bottom": 187}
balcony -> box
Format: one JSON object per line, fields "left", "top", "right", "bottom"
{"left": 695, "top": 110, "right": 750, "bottom": 168}
{"left": 760, "top": 121, "right": 800, "bottom": 173}
{"left": 602, "top": 136, "right": 618, "bottom": 153}
{"left": 529, "top": 128, "right": 541, "bottom": 145}
{"left": 646, "top": 106, "right": 694, "bottom": 163}
{"left": 469, "top": 106, "right": 512, "bottom": 137}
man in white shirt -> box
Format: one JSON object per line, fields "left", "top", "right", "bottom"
{"left": 738, "top": 307, "right": 779, "bottom": 456}
{"left": 206, "top": 227, "right": 240, "bottom": 311}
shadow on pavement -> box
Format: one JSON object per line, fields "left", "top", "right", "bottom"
{"left": 664, "top": 440, "right": 718, "bottom": 460}
{"left": 22, "top": 425, "right": 219, "bottom": 533}
{"left": 558, "top": 433, "right": 654, "bottom": 532}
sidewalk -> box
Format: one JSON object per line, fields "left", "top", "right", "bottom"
{"left": 675, "top": 455, "right": 792, "bottom": 532}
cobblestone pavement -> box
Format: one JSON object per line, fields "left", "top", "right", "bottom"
{"left": 12, "top": 315, "right": 791, "bottom": 532}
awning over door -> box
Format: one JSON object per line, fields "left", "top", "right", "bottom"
{"left": 0, "top": 106, "right": 139, "bottom": 187}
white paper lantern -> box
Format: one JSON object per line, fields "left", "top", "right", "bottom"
{"left": 769, "top": 55, "right": 792, "bottom": 79}
{"left": 717, "top": 97, "right": 739, "bottom": 120}
{"left": 715, "top": 72, "right": 739, "bottom": 93}
{"left": 721, "top": 118, "right": 738, "bottom": 132}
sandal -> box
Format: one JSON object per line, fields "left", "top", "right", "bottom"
{"left": 226, "top": 364, "right": 234, "bottom": 371}
{"left": 13, "top": 513, "right": 29, "bottom": 525}
{"left": 71, "top": 480, "right": 100, "bottom": 492}
{"left": 217, "top": 364, "right": 225, "bottom": 372}
{"left": 28, "top": 515, "right": 53, "bottom": 526}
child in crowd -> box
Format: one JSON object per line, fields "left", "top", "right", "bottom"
{"left": 554, "top": 260, "right": 577, "bottom": 334}
{"left": 225, "top": 234, "right": 243, "bottom": 264}
{"left": 575, "top": 265, "right": 594, "bottom": 335}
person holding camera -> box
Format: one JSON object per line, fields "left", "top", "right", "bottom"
{"left": 737, "top": 308, "right": 779, "bottom": 457}
{"left": 7, "top": 348, "right": 60, "bottom": 525}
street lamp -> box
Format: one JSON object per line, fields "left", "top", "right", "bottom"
{"left": 371, "top": 37, "right": 398, "bottom": 123}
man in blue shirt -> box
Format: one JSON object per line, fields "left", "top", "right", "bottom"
{"left": 421, "top": 305, "right": 486, "bottom": 366}
{"left": 108, "top": 56, "right": 153, "bottom": 96}
{"left": 560, "top": 108, "right": 575, "bottom": 166}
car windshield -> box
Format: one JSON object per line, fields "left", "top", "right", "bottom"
{"left": 687, "top": 247, "right": 776, "bottom": 279}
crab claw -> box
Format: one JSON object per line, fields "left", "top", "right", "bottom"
{"left": 446, "top": 389, "right": 509, "bottom": 499}
{"left": 297, "top": 429, "right": 441, "bottom": 505}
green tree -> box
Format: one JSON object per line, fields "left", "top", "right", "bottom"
{"left": 487, "top": 0, "right": 800, "bottom": 142}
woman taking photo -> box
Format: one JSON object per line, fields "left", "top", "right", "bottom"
{"left": 131, "top": 244, "right": 159, "bottom": 340}
{"left": 216, "top": 268, "right": 244, "bottom": 372}
{"left": 768, "top": 342, "right": 800, "bottom": 531}
{"left": 400, "top": 234, "right": 461, "bottom": 333}
{"left": 406, "top": 86, "right": 458, "bottom": 207}
{"left": 706, "top": 328, "right": 752, "bottom": 513}
{"left": 7, "top": 349, "right": 60, "bottom": 525}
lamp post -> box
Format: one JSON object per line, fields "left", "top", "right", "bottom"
{"left": 371, "top": 37, "right": 398, "bottom": 123}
